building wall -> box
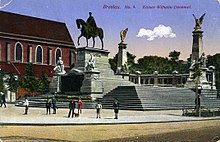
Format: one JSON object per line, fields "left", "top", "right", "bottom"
{"left": 0, "top": 38, "right": 75, "bottom": 67}
{"left": 0, "top": 36, "right": 76, "bottom": 101}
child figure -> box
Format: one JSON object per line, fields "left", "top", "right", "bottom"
{"left": 95, "top": 101, "right": 102, "bottom": 119}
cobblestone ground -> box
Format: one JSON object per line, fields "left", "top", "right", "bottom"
{"left": 1, "top": 120, "right": 220, "bottom": 142}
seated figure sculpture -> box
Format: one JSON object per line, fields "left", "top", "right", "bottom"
{"left": 85, "top": 53, "right": 95, "bottom": 71}
{"left": 53, "top": 57, "right": 66, "bottom": 75}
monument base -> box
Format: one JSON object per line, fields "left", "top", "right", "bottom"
{"left": 76, "top": 47, "right": 133, "bottom": 99}
{"left": 50, "top": 75, "right": 62, "bottom": 93}
{"left": 80, "top": 71, "right": 103, "bottom": 99}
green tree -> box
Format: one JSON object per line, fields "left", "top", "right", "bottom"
{"left": 127, "top": 52, "right": 136, "bottom": 73}
{"left": 38, "top": 72, "right": 50, "bottom": 93}
{"left": 7, "top": 72, "right": 19, "bottom": 93}
{"left": 109, "top": 52, "right": 137, "bottom": 73}
{"left": 109, "top": 54, "right": 118, "bottom": 73}
{"left": 137, "top": 56, "right": 172, "bottom": 74}
{"left": 20, "top": 63, "right": 39, "bottom": 96}
{"left": 190, "top": 58, "right": 203, "bottom": 116}
{"left": 169, "top": 50, "right": 180, "bottom": 71}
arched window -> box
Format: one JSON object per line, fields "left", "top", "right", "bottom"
{"left": 36, "top": 46, "right": 43, "bottom": 63}
{"left": 55, "top": 48, "right": 62, "bottom": 64}
{"left": 15, "top": 43, "right": 23, "bottom": 62}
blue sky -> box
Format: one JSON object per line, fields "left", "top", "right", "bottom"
{"left": 1, "top": 0, "right": 220, "bottom": 60}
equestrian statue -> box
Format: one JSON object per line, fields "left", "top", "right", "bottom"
{"left": 76, "top": 12, "right": 104, "bottom": 49}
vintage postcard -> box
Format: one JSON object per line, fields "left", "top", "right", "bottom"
{"left": 0, "top": 0, "right": 220, "bottom": 141}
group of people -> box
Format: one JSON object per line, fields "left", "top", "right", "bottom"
{"left": 95, "top": 99, "right": 119, "bottom": 119}
{"left": 68, "top": 98, "right": 83, "bottom": 118}
{"left": 46, "top": 96, "right": 57, "bottom": 115}
{"left": 14, "top": 95, "right": 120, "bottom": 119}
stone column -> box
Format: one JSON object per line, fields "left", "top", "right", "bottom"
{"left": 137, "top": 75, "right": 141, "bottom": 85}
{"left": 172, "top": 70, "right": 178, "bottom": 87}
{"left": 191, "top": 30, "right": 203, "bottom": 62}
{"left": 153, "top": 71, "right": 158, "bottom": 87}
{"left": 6, "top": 42, "right": 11, "bottom": 63}
{"left": 116, "top": 43, "right": 127, "bottom": 74}
{"left": 28, "top": 45, "right": 33, "bottom": 63}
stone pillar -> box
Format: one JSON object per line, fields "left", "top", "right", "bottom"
{"left": 50, "top": 75, "right": 62, "bottom": 93}
{"left": 116, "top": 43, "right": 127, "bottom": 74}
{"left": 191, "top": 30, "right": 203, "bottom": 62}
{"left": 172, "top": 70, "right": 178, "bottom": 87}
{"left": 153, "top": 71, "right": 158, "bottom": 87}
{"left": 209, "top": 66, "right": 216, "bottom": 88}
{"left": 6, "top": 42, "right": 11, "bottom": 63}
{"left": 28, "top": 45, "right": 33, "bottom": 63}
{"left": 143, "top": 78, "right": 146, "bottom": 84}
{"left": 137, "top": 75, "right": 141, "bottom": 85}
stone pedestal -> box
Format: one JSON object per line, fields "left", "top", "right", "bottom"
{"left": 76, "top": 47, "right": 110, "bottom": 72}
{"left": 80, "top": 71, "right": 103, "bottom": 99}
{"left": 50, "top": 75, "right": 62, "bottom": 93}
{"left": 76, "top": 47, "right": 110, "bottom": 98}
{"left": 116, "top": 43, "right": 127, "bottom": 74}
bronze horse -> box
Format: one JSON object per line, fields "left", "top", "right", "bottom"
{"left": 76, "top": 19, "right": 104, "bottom": 49}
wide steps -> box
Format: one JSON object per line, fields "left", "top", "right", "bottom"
{"left": 102, "top": 86, "right": 196, "bottom": 110}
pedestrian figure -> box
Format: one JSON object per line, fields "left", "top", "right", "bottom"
{"left": 78, "top": 97, "right": 83, "bottom": 114}
{"left": 52, "top": 96, "right": 57, "bottom": 114}
{"left": 23, "top": 96, "right": 29, "bottom": 115}
{"left": 68, "top": 100, "right": 75, "bottom": 118}
{"left": 46, "top": 98, "right": 52, "bottom": 115}
{"left": 95, "top": 101, "right": 102, "bottom": 119}
{"left": 0, "top": 92, "right": 6, "bottom": 108}
{"left": 113, "top": 99, "right": 119, "bottom": 119}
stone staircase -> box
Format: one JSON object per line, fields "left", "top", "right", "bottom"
{"left": 201, "top": 89, "right": 220, "bottom": 108}
{"left": 101, "top": 86, "right": 197, "bottom": 110}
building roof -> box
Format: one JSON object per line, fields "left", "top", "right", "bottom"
{"left": 0, "top": 11, "right": 74, "bottom": 45}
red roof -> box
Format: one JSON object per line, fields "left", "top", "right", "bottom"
{"left": 0, "top": 11, "right": 74, "bottom": 44}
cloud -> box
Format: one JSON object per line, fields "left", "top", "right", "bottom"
{"left": 136, "top": 24, "right": 176, "bottom": 41}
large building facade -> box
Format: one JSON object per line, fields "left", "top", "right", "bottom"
{"left": 0, "top": 11, "right": 76, "bottom": 101}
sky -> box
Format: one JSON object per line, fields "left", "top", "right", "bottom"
{"left": 1, "top": 0, "right": 220, "bottom": 61}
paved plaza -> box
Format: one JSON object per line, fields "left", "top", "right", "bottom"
{"left": 1, "top": 104, "right": 220, "bottom": 125}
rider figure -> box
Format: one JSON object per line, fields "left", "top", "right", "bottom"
{"left": 87, "top": 12, "right": 97, "bottom": 36}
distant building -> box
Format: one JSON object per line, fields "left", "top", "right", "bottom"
{"left": 0, "top": 11, "right": 76, "bottom": 101}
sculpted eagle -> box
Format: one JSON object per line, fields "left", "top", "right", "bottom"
{"left": 193, "top": 13, "right": 206, "bottom": 30}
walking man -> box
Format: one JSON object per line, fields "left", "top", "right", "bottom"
{"left": 46, "top": 98, "right": 52, "bottom": 115}
{"left": 52, "top": 96, "right": 57, "bottom": 114}
{"left": 0, "top": 92, "right": 6, "bottom": 108}
{"left": 68, "top": 100, "right": 75, "bottom": 118}
{"left": 113, "top": 99, "right": 119, "bottom": 119}
{"left": 95, "top": 101, "right": 102, "bottom": 119}
{"left": 23, "top": 96, "right": 29, "bottom": 115}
